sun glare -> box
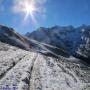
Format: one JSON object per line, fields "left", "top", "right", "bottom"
{"left": 22, "top": 1, "right": 36, "bottom": 20}
{"left": 13, "top": 0, "right": 46, "bottom": 24}
{"left": 24, "top": 2, "right": 36, "bottom": 16}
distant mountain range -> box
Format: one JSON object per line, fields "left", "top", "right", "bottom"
{"left": 0, "top": 25, "right": 90, "bottom": 64}
{"left": 26, "top": 25, "right": 90, "bottom": 63}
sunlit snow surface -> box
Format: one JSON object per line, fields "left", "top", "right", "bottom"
{"left": 0, "top": 41, "right": 90, "bottom": 90}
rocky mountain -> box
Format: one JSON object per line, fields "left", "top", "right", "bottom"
{"left": 0, "top": 25, "right": 90, "bottom": 90}
{"left": 26, "top": 25, "right": 90, "bottom": 63}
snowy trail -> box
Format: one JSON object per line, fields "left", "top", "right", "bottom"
{"left": 0, "top": 49, "right": 29, "bottom": 80}
{"left": 0, "top": 51, "right": 38, "bottom": 90}
{"left": 0, "top": 42, "right": 38, "bottom": 90}
{"left": 29, "top": 55, "right": 90, "bottom": 90}
{"left": 0, "top": 42, "right": 90, "bottom": 90}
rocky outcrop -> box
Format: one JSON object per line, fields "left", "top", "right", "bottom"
{"left": 0, "top": 41, "right": 90, "bottom": 90}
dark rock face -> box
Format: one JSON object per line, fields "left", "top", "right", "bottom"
{"left": 76, "top": 29, "right": 90, "bottom": 64}
{"left": 79, "top": 29, "right": 90, "bottom": 57}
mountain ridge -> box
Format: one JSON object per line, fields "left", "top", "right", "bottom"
{"left": 0, "top": 24, "right": 90, "bottom": 64}
{"left": 26, "top": 25, "right": 90, "bottom": 64}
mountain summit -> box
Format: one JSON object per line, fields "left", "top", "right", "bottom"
{"left": 26, "top": 25, "right": 90, "bottom": 63}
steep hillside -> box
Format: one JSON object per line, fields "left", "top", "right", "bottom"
{"left": 0, "top": 25, "right": 31, "bottom": 50}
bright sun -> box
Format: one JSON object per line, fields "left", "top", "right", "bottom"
{"left": 22, "top": 2, "right": 36, "bottom": 20}
{"left": 24, "top": 2, "right": 36, "bottom": 16}
{"left": 13, "top": 0, "right": 46, "bottom": 24}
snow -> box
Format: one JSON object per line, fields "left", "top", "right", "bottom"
{"left": 0, "top": 42, "right": 37, "bottom": 89}
{"left": 30, "top": 55, "right": 90, "bottom": 90}
{"left": 0, "top": 41, "right": 90, "bottom": 90}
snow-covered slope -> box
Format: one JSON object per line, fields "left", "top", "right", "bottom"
{"left": 0, "top": 24, "right": 90, "bottom": 90}
{"left": 0, "top": 41, "right": 90, "bottom": 90}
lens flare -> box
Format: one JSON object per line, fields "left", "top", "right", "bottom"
{"left": 24, "top": 2, "right": 36, "bottom": 19}
{"left": 13, "top": 0, "right": 46, "bottom": 25}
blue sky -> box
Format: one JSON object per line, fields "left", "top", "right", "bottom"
{"left": 0, "top": 0, "right": 90, "bottom": 34}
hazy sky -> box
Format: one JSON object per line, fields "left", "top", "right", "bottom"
{"left": 0, "top": 0, "right": 90, "bottom": 34}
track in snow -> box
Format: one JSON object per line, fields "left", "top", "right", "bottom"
{"left": 0, "top": 42, "right": 90, "bottom": 90}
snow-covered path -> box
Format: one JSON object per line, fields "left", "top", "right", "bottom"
{"left": 0, "top": 42, "right": 90, "bottom": 90}
{"left": 30, "top": 55, "right": 90, "bottom": 90}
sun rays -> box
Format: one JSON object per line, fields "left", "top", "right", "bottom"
{"left": 21, "top": 1, "right": 37, "bottom": 20}
{"left": 12, "top": 0, "right": 46, "bottom": 25}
